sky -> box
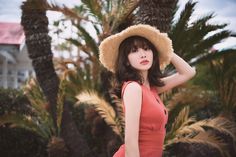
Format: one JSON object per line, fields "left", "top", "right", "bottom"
{"left": 0, "top": 0, "right": 236, "bottom": 50}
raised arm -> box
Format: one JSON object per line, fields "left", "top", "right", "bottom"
{"left": 157, "top": 52, "right": 196, "bottom": 94}
{"left": 123, "top": 82, "right": 142, "bottom": 157}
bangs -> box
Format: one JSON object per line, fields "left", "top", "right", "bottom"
{"left": 131, "top": 37, "right": 150, "bottom": 49}
{"left": 119, "top": 36, "right": 152, "bottom": 54}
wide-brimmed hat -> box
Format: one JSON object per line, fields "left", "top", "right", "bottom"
{"left": 99, "top": 24, "right": 173, "bottom": 72}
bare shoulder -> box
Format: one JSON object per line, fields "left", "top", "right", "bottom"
{"left": 124, "top": 81, "right": 142, "bottom": 94}
{"left": 123, "top": 82, "right": 142, "bottom": 108}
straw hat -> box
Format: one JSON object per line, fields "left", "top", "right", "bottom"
{"left": 99, "top": 24, "right": 173, "bottom": 72}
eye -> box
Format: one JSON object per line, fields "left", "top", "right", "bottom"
{"left": 131, "top": 47, "right": 138, "bottom": 53}
{"left": 143, "top": 46, "right": 150, "bottom": 51}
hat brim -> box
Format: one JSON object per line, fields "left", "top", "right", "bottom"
{"left": 99, "top": 24, "right": 173, "bottom": 72}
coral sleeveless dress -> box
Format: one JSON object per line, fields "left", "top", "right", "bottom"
{"left": 113, "top": 81, "right": 168, "bottom": 157}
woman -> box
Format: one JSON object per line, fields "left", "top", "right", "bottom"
{"left": 99, "top": 24, "right": 196, "bottom": 157}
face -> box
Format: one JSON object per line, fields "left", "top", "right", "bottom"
{"left": 128, "top": 46, "right": 153, "bottom": 72}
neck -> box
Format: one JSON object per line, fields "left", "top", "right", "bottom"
{"left": 140, "top": 70, "right": 149, "bottom": 87}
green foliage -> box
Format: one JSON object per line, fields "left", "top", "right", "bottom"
{"left": 168, "top": 0, "right": 232, "bottom": 68}
{"left": 0, "top": 88, "right": 31, "bottom": 116}
{"left": 0, "top": 88, "right": 47, "bottom": 157}
{"left": 0, "top": 114, "right": 50, "bottom": 139}
{"left": 0, "top": 126, "right": 47, "bottom": 157}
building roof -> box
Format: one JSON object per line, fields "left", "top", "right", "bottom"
{"left": 0, "top": 22, "right": 25, "bottom": 45}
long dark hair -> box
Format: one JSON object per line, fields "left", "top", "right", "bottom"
{"left": 112, "top": 36, "right": 165, "bottom": 98}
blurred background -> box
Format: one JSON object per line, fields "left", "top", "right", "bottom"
{"left": 0, "top": 0, "right": 236, "bottom": 157}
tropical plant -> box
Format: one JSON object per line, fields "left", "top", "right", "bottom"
{"left": 164, "top": 106, "right": 236, "bottom": 157}
{"left": 0, "top": 78, "right": 68, "bottom": 156}
{"left": 47, "top": 0, "right": 141, "bottom": 91}
{"left": 8, "top": 0, "right": 144, "bottom": 156}
{"left": 52, "top": 0, "right": 236, "bottom": 156}
{"left": 0, "top": 88, "right": 47, "bottom": 157}
{"left": 1, "top": 0, "right": 233, "bottom": 156}
{"left": 75, "top": 90, "right": 125, "bottom": 156}
{"left": 134, "top": 0, "right": 177, "bottom": 32}
{"left": 21, "top": 0, "right": 59, "bottom": 131}
{"left": 75, "top": 90, "right": 125, "bottom": 140}
{"left": 208, "top": 49, "right": 236, "bottom": 118}
{"left": 168, "top": 1, "right": 234, "bottom": 69}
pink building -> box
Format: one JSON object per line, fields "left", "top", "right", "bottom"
{"left": 0, "top": 22, "right": 33, "bottom": 88}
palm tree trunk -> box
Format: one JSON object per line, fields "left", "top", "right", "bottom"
{"left": 61, "top": 101, "right": 94, "bottom": 157}
{"left": 21, "top": 0, "right": 59, "bottom": 131}
{"left": 134, "top": 0, "right": 177, "bottom": 33}
{"left": 21, "top": 1, "right": 93, "bottom": 157}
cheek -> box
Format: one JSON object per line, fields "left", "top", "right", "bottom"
{"left": 150, "top": 52, "right": 153, "bottom": 60}
{"left": 148, "top": 52, "right": 154, "bottom": 67}
{"left": 148, "top": 51, "right": 154, "bottom": 62}
{"left": 128, "top": 54, "right": 137, "bottom": 65}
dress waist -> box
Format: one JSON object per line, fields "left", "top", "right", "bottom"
{"left": 138, "top": 131, "right": 166, "bottom": 149}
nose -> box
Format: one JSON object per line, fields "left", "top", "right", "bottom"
{"left": 140, "top": 49, "right": 146, "bottom": 58}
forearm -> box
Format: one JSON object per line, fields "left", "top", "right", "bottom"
{"left": 171, "top": 52, "right": 196, "bottom": 77}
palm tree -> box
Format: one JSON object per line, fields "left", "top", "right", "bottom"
{"left": 208, "top": 49, "right": 236, "bottom": 119}
{"left": 20, "top": 0, "right": 93, "bottom": 157}
{"left": 52, "top": 0, "right": 236, "bottom": 156}
{"left": 164, "top": 107, "right": 236, "bottom": 157}
{"left": 169, "top": 1, "right": 233, "bottom": 67}
{"left": 21, "top": 0, "right": 59, "bottom": 132}
{"left": 18, "top": 0, "right": 141, "bottom": 156}
{"left": 161, "top": 1, "right": 236, "bottom": 156}
{"left": 1, "top": 0, "right": 235, "bottom": 156}
{"left": 134, "top": 0, "right": 177, "bottom": 32}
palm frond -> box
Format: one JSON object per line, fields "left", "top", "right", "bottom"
{"left": 65, "top": 38, "right": 92, "bottom": 58}
{"left": 109, "top": 92, "right": 125, "bottom": 139}
{"left": 167, "top": 86, "right": 212, "bottom": 111}
{"left": 46, "top": 1, "right": 98, "bottom": 24}
{"left": 166, "top": 86, "right": 212, "bottom": 126}
{"left": 75, "top": 25, "right": 99, "bottom": 58}
{"left": 166, "top": 106, "right": 196, "bottom": 141}
{"left": 75, "top": 90, "right": 123, "bottom": 138}
{"left": 170, "top": 1, "right": 197, "bottom": 44}
{"left": 0, "top": 114, "right": 51, "bottom": 139}
{"left": 189, "top": 30, "right": 231, "bottom": 58}
{"left": 177, "top": 119, "right": 205, "bottom": 136}
{"left": 190, "top": 49, "right": 236, "bottom": 66}
{"left": 81, "top": 0, "right": 103, "bottom": 22}
{"left": 23, "top": 78, "right": 51, "bottom": 121}
{"left": 166, "top": 135, "right": 226, "bottom": 157}
{"left": 22, "top": 78, "right": 56, "bottom": 135}
{"left": 203, "top": 117, "right": 236, "bottom": 141}
{"left": 111, "top": 0, "right": 140, "bottom": 32}
{"left": 56, "top": 79, "right": 66, "bottom": 135}
{"left": 165, "top": 115, "right": 236, "bottom": 156}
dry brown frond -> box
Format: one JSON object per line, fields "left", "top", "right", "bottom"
{"left": 178, "top": 119, "right": 206, "bottom": 136}
{"left": 166, "top": 86, "right": 212, "bottom": 112}
{"left": 194, "top": 131, "right": 226, "bottom": 147}
{"left": 111, "top": 0, "right": 140, "bottom": 31}
{"left": 166, "top": 106, "right": 196, "bottom": 141}
{"left": 171, "top": 106, "right": 192, "bottom": 131}
{"left": 204, "top": 117, "right": 236, "bottom": 141}
{"left": 45, "top": 1, "right": 99, "bottom": 25}
{"left": 109, "top": 93, "right": 125, "bottom": 139}
{"left": 75, "top": 90, "right": 123, "bottom": 138}
{"left": 169, "top": 136, "right": 226, "bottom": 157}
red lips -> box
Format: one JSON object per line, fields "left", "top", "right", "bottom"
{"left": 140, "top": 60, "right": 149, "bottom": 64}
